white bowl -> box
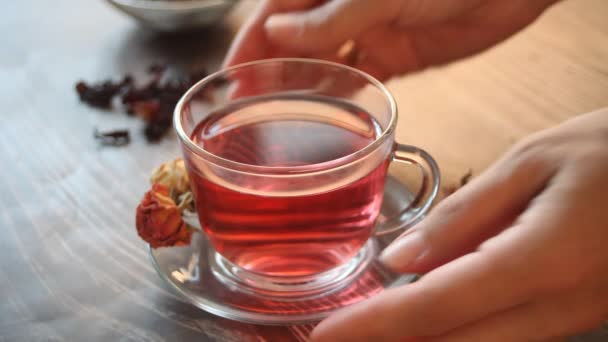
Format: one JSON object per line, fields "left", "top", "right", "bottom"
{"left": 107, "top": 0, "right": 238, "bottom": 31}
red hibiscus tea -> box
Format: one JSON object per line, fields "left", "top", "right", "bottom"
{"left": 174, "top": 60, "right": 440, "bottom": 319}
{"left": 185, "top": 96, "right": 388, "bottom": 277}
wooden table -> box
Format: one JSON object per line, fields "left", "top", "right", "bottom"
{"left": 1, "top": 0, "right": 607, "bottom": 341}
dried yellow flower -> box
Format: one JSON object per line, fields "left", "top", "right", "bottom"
{"left": 150, "top": 158, "right": 190, "bottom": 194}
{"left": 176, "top": 191, "right": 195, "bottom": 213}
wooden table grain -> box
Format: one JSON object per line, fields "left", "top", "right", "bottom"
{"left": 1, "top": 0, "right": 607, "bottom": 341}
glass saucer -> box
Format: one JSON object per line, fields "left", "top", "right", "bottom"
{"left": 148, "top": 176, "right": 420, "bottom": 325}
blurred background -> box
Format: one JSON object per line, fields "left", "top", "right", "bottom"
{"left": 1, "top": 0, "right": 607, "bottom": 341}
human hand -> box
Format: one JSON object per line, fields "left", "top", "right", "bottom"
{"left": 224, "top": 0, "right": 559, "bottom": 81}
{"left": 310, "top": 108, "right": 608, "bottom": 341}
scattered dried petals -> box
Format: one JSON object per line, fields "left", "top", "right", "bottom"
{"left": 76, "top": 76, "right": 133, "bottom": 109}
{"left": 131, "top": 100, "right": 161, "bottom": 121}
{"left": 94, "top": 128, "right": 131, "bottom": 147}
{"left": 76, "top": 65, "right": 210, "bottom": 143}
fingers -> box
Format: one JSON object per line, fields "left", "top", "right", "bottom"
{"left": 265, "top": 0, "right": 400, "bottom": 53}
{"left": 223, "top": 0, "right": 274, "bottom": 68}
{"left": 353, "top": 27, "right": 425, "bottom": 78}
{"left": 405, "top": 0, "right": 558, "bottom": 67}
{"left": 224, "top": 55, "right": 371, "bottom": 101}
{"left": 311, "top": 187, "right": 600, "bottom": 342}
{"left": 310, "top": 181, "right": 597, "bottom": 342}
{"left": 431, "top": 290, "right": 606, "bottom": 342}
{"left": 310, "top": 108, "right": 608, "bottom": 342}
{"left": 311, "top": 247, "right": 540, "bottom": 342}
{"left": 393, "top": 0, "right": 486, "bottom": 27}
{"left": 223, "top": 0, "right": 324, "bottom": 99}
{"left": 378, "top": 145, "right": 558, "bottom": 274}
{"left": 223, "top": 0, "right": 320, "bottom": 68}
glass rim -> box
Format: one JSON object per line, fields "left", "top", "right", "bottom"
{"left": 174, "top": 58, "right": 398, "bottom": 174}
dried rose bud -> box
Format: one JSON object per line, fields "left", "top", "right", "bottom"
{"left": 135, "top": 183, "right": 193, "bottom": 248}
{"left": 150, "top": 158, "right": 190, "bottom": 195}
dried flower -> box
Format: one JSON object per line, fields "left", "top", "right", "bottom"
{"left": 131, "top": 100, "right": 161, "bottom": 122}
{"left": 76, "top": 65, "right": 209, "bottom": 143}
{"left": 150, "top": 158, "right": 190, "bottom": 195}
{"left": 75, "top": 76, "right": 133, "bottom": 109}
{"left": 135, "top": 157, "right": 198, "bottom": 248}
{"left": 135, "top": 183, "right": 193, "bottom": 248}
{"left": 176, "top": 191, "right": 195, "bottom": 213}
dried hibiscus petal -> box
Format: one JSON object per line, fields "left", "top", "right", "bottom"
{"left": 76, "top": 76, "right": 133, "bottom": 109}
{"left": 130, "top": 100, "right": 161, "bottom": 121}
{"left": 135, "top": 183, "right": 194, "bottom": 248}
{"left": 76, "top": 65, "right": 210, "bottom": 143}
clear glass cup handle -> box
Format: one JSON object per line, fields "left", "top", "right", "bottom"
{"left": 374, "top": 143, "right": 441, "bottom": 236}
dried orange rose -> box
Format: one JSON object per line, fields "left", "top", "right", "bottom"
{"left": 150, "top": 158, "right": 190, "bottom": 194}
{"left": 136, "top": 183, "right": 193, "bottom": 248}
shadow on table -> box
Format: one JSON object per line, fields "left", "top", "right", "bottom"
{"left": 155, "top": 295, "right": 306, "bottom": 341}
{"left": 110, "top": 24, "right": 232, "bottom": 77}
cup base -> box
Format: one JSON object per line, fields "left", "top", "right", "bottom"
{"left": 210, "top": 239, "right": 377, "bottom": 302}
{"left": 149, "top": 231, "right": 418, "bottom": 325}
{"left": 148, "top": 176, "right": 420, "bottom": 325}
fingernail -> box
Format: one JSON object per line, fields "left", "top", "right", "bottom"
{"left": 265, "top": 15, "right": 301, "bottom": 38}
{"left": 379, "top": 232, "right": 426, "bottom": 272}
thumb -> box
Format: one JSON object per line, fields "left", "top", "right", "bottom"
{"left": 264, "top": 0, "right": 400, "bottom": 53}
{"left": 379, "top": 147, "right": 557, "bottom": 274}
